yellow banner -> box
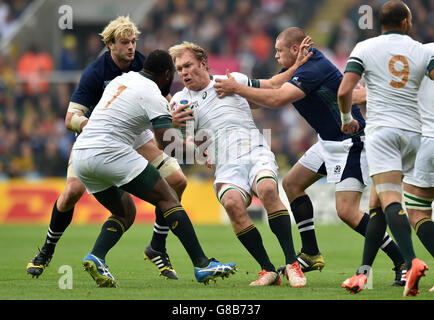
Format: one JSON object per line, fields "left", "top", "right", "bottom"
{"left": 0, "top": 178, "right": 223, "bottom": 225}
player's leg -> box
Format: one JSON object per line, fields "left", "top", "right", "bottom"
{"left": 81, "top": 186, "right": 136, "bottom": 288}
{"left": 282, "top": 161, "right": 324, "bottom": 271}
{"left": 404, "top": 183, "right": 434, "bottom": 256}
{"left": 335, "top": 180, "right": 405, "bottom": 285}
{"left": 373, "top": 172, "right": 428, "bottom": 296}
{"left": 403, "top": 136, "right": 434, "bottom": 257}
{"left": 121, "top": 165, "right": 236, "bottom": 284}
{"left": 27, "top": 158, "right": 85, "bottom": 278}
{"left": 216, "top": 182, "right": 279, "bottom": 286}
{"left": 145, "top": 151, "right": 186, "bottom": 279}
{"left": 253, "top": 170, "right": 305, "bottom": 287}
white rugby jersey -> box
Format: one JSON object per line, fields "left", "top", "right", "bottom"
{"left": 171, "top": 72, "right": 270, "bottom": 168}
{"left": 73, "top": 71, "right": 170, "bottom": 150}
{"left": 418, "top": 43, "right": 434, "bottom": 138}
{"left": 345, "top": 32, "right": 434, "bottom": 133}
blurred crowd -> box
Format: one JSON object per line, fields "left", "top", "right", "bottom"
{"left": 0, "top": 0, "right": 432, "bottom": 179}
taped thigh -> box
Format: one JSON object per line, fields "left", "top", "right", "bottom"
{"left": 404, "top": 192, "right": 434, "bottom": 211}
{"left": 253, "top": 169, "right": 278, "bottom": 198}
{"left": 152, "top": 152, "right": 180, "bottom": 179}
{"left": 218, "top": 184, "right": 251, "bottom": 207}
{"left": 375, "top": 183, "right": 402, "bottom": 194}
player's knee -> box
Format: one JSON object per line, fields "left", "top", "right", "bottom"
{"left": 58, "top": 179, "right": 85, "bottom": 210}
{"left": 257, "top": 181, "right": 279, "bottom": 204}
{"left": 336, "top": 201, "right": 361, "bottom": 226}
{"left": 166, "top": 171, "right": 187, "bottom": 198}
{"left": 282, "top": 174, "right": 298, "bottom": 199}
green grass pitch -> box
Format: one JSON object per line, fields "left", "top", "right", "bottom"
{"left": 0, "top": 222, "right": 432, "bottom": 301}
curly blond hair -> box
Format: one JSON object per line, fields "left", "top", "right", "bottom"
{"left": 99, "top": 15, "right": 140, "bottom": 46}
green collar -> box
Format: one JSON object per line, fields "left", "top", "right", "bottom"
{"left": 139, "top": 70, "right": 154, "bottom": 81}
{"left": 383, "top": 30, "right": 405, "bottom": 35}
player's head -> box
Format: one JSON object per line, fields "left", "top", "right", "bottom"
{"left": 275, "top": 27, "right": 307, "bottom": 68}
{"left": 100, "top": 16, "right": 140, "bottom": 65}
{"left": 379, "top": 1, "right": 412, "bottom": 34}
{"left": 169, "top": 41, "right": 210, "bottom": 91}
{"left": 142, "top": 49, "right": 175, "bottom": 97}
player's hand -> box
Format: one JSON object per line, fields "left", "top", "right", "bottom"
{"left": 214, "top": 70, "right": 238, "bottom": 98}
{"left": 341, "top": 119, "right": 360, "bottom": 135}
{"left": 294, "top": 36, "right": 313, "bottom": 68}
{"left": 351, "top": 84, "right": 366, "bottom": 105}
{"left": 171, "top": 101, "right": 194, "bottom": 128}
{"left": 203, "top": 149, "right": 213, "bottom": 169}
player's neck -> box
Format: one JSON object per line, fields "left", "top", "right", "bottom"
{"left": 111, "top": 52, "right": 132, "bottom": 71}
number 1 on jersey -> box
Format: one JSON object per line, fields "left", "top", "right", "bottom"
{"left": 389, "top": 55, "right": 409, "bottom": 88}
{"left": 104, "top": 85, "right": 127, "bottom": 108}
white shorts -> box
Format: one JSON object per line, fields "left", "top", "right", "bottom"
{"left": 365, "top": 126, "right": 420, "bottom": 178}
{"left": 403, "top": 136, "right": 434, "bottom": 188}
{"left": 298, "top": 135, "right": 368, "bottom": 192}
{"left": 72, "top": 147, "right": 148, "bottom": 194}
{"left": 132, "top": 129, "right": 155, "bottom": 150}
{"left": 213, "top": 146, "right": 279, "bottom": 197}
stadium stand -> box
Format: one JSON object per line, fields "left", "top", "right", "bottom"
{"left": 0, "top": 0, "right": 432, "bottom": 179}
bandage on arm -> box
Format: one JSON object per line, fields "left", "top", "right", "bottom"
{"left": 66, "top": 102, "right": 89, "bottom": 133}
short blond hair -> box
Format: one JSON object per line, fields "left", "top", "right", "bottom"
{"left": 168, "top": 41, "right": 209, "bottom": 71}
{"left": 99, "top": 15, "right": 140, "bottom": 46}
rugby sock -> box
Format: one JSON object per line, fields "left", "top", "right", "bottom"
{"left": 161, "top": 206, "right": 209, "bottom": 268}
{"left": 236, "top": 225, "right": 275, "bottom": 271}
{"left": 361, "top": 207, "right": 388, "bottom": 267}
{"left": 43, "top": 200, "right": 74, "bottom": 254}
{"left": 150, "top": 207, "right": 170, "bottom": 253}
{"left": 355, "top": 212, "right": 404, "bottom": 266}
{"left": 415, "top": 218, "right": 434, "bottom": 257}
{"left": 91, "top": 217, "right": 125, "bottom": 261}
{"left": 268, "top": 210, "right": 297, "bottom": 264}
{"left": 290, "top": 195, "right": 320, "bottom": 255}
{"left": 384, "top": 202, "right": 416, "bottom": 269}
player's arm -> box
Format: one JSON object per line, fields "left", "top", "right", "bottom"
{"left": 65, "top": 102, "right": 89, "bottom": 133}
{"left": 337, "top": 71, "right": 361, "bottom": 134}
{"left": 216, "top": 72, "right": 306, "bottom": 108}
{"left": 151, "top": 116, "right": 196, "bottom": 159}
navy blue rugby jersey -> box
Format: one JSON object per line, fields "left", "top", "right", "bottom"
{"left": 70, "top": 50, "right": 146, "bottom": 117}
{"left": 284, "top": 48, "right": 365, "bottom": 141}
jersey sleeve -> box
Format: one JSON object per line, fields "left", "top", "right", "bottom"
{"left": 70, "top": 65, "right": 102, "bottom": 109}
{"left": 230, "top": 72, "right": 261, "bottom": 88}
{"left": 143, "top": 94, "right": 173, "bottom": 129}
{"left": 425, "top": 45, "right": 434, "bottom": 75}
{"left": 288, "top": 64, "right": 323, "bottom": 94}
{"left": 345, "top": 42, "right": 365, "bottom": 76}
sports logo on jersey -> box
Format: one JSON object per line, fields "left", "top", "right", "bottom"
{"left": 104, "top": 80, "right": 111, "bottom": 88}
{"left": 334, "top": 165, "right": 341, "bottom": 174}
{"left": 202, "top": 91, "right": 207, "bottom": 99}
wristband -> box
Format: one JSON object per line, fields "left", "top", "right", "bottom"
{"left": 340, "top": 112, "right": 353, "bottom": 125}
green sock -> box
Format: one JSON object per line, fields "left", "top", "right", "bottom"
{"left": 236, "top": 225, "right": 275, "bottom": 272}
{"left": 91, "top": 218, "right": 125, "bottom": 261}
{"left": 415, "top": 218, "right": 434, "bottom": 257}
{"left": 384, "top": 202, "right": 416, "bottom": 268}
{"left": 162, "top": 206, "right": 209, "bottom": 268}
{"left": 268, "top": 210, "right": 297, "bottom": 264}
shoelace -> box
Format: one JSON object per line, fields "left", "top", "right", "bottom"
{"left": 162, "top": 252, "right": 173, "bottom": 268}
{"left": 33, "top": 247, "right": 52, "bottom": 266}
